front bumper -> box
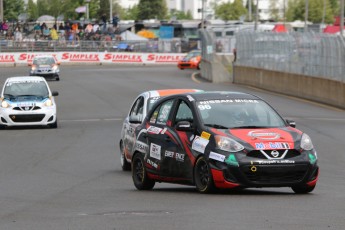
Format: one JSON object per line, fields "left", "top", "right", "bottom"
{"left": 0, "top": 106, "right": 57, "bottom": 127}
{"left": 30, "top": 70, "right": 59, "bottom": 79}
{"left": 210, "top": 151, "right": 319, "bottom": 189}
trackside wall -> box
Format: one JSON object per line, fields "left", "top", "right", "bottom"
{"left": 234, "top": 66, "right": 345, "bottom": 109}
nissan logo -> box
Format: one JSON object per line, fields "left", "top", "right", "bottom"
{"left": 271, "top": 150, "right": 280, "bottom": 158}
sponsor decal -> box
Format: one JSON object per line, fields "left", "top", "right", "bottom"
{"left": 186, "top": 95, "right": 194, "bottom": 101}
{"left": 253, "top": 160, "right": 295, "bottom": 165}
{"left": 147, "top": 126, "right": 163, "bottom": 134}
{"left": 135, "top": 141, "right": 148, "bottom": 153}
{"left": 164, "top": 150, "right": 185, "bottom": 162}
{"left": 199, "top": 99, "right": 259, "bottom": 105}
{"left": 150, "top": 143, "right": 161, "bottom": 160}
{"left": 147, "top": 159, "right": 158, "bottom": 169}
{"left": 209, "top": 152, "right": 225, "bottom": 162}
{"left": 255, "top": 142, "right": 290, "bottom": 150}
{"left": 62, "top": 53, "right": 100, "bottom": 62}
{"left": 0, "top": 54, "right": 15, "bottom": 63}
{"left": 271, "top": 150, "right": 280, "bottom": 158}
{"left": 201, "top": 131, "right": 211, "bottom": 140}
{"left": 147, "top": 54, "right": 183, "bottom": 63}
{"left": 104, "top": 53, "right": 142, "bottom": 63}
{"left": 248, "top": 130, "right": 280, "bottom": 140}
{"left": 192, "top": 136, "right": 209, "bottom": 153}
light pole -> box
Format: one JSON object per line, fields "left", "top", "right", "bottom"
{"left": 0, "top": 0, "right": 3, "bottom": 22}
{"left": 201, "top": 0, "right": 205, "bottom": 29}
{"left": 304, "top": 0, "right": 308, "bottom": 32}
{"left": 254, "top": 0, "right": 259, "bottom": 31}
{"left": 85, "top": 0, "right": 91, "bottom": 20}
{"left": 341, "top": 0, "right": 344, "bottom": 37}
{"left": 110, "top": 0, "right": 113, "bottom": 23}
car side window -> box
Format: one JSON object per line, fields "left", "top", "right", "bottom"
{"left": 149, "top": 99, "right": 174, "bottom": 125}
{"left": 174, "top": 100, "right": 193, "bottom": 124}
{"left": 130, "top": 96, "right": 144, "bottom": 120}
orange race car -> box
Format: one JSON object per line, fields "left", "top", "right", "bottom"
{"left": 177, "top": 50, "right": 201, "bottom": 70}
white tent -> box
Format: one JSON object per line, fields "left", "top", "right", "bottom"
{"left": 120, "top": 30, "right": 148, "bottom": 41}
{"left": 36, "top": 15, "right": 55, "bottom": 22}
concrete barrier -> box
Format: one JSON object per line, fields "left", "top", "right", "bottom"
{"left": 200, "top": 53, "right": 233, "bottom": 83}
{"left": 234, "top": 65, "right": 345, "bottom": 109}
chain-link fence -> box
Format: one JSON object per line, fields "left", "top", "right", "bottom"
{"left": 235, "top": 31, "right": 345, "bottom": 82}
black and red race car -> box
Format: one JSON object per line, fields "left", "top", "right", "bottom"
{"left": 131, "top": 91, "right": 319, "bottom": 193}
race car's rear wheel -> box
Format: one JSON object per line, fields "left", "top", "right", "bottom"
{"left": 291, "top": 184, "right": 315, "bottom": 194}
{"left": 120, "top": 142, "right": 131, "bottom": 171}
{"left": 194, "top": 156, "right": 215, "bottom": 193}
{"left": 132, "top": 154, "right": 155, "bottom": 190}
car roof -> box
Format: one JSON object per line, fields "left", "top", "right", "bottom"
{"left": 183, "top": 91, "right": 260, "bottom": 101}
{"left": 146, "top": 89, "right": 203, "bottom": 98}
{"left": 6, "top": 76, "right": 46, "bottom": 83}
{"left": 33, "top": 55, "right": 55, "bottom": 59}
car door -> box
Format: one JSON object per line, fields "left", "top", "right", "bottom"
{"left": 145, "top": 98, "right": 176, "bottom": 176}
{"left": 122, "top": 96, "right": 145, "bottom": 159}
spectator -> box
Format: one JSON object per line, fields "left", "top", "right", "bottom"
{"left": 93, "top": 21, "right": 100, "bottom": 34}
{"left": 85, "top": 23, "right": 93, "bottom": 33}
{"left": 40, "top": 22, "right": 47, "bottom": 34}
{"left": 50, "top": 27, "right": 59, "bottom": 41}
{"left": 64, "top": 22, "right": 71, "bottom": 40}
{"left": 42, "top": 23, "right": 50, "bottom": 39}
{"left": 72, "top": 22, "right": 78, "bottom": 32}
{"left": 112, "top": 14, "right": 119, "bottom": 28}
{"left": 14, "top": 27, "right": 23, "bottom": 46}
{"left": 2, "top": 21, "right": 9, "bottom": 35}
{"left": 58, "top": 22, "right": 65, "bottom": 35}
{"left": 101, "top": 13, "right": 107, "bottom": 32}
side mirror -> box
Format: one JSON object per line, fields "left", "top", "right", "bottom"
{"left": 52, "top": 91, "right": 59, "bottom": 96}
{"left": 129, "top": 114, "right": 142, "bottom": 124}
{"left": 175, "top": 121, "right": 194, "bottom": 132}
{"left": 286, "top": 119, "right": 296, "bottom": 128}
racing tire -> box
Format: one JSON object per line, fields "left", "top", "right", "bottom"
{"left": 120, "top": 142, "right": 131, "bottom": 171}
{"left": 132, "top": 153, "right": 155, "bottom": 190}
{"left": 49, "top": 120, "right": 58, "bottom": 129}
{"left": 194, "top": 156, "right": 215, "bottom": 193}
{"left": 56, "top": 77, "right": 60, "bottom": 81}
{"left": 197, "top": 63, "right": 200, "bottom": 70}
{"left": 291, "top": 184, "right": 315, "bottom": 194}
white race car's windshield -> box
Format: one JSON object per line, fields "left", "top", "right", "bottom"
{"left": 197, "top": 99, "right": 286, "bottom": 129}
{"left": 147, "top": 97, "right": 161, "bottom": 112}
{"left": 33, "top": 57, "right": 55, "bottom": 65}
{"left": 4, "top": 81, "right": 49, "bottom": 98}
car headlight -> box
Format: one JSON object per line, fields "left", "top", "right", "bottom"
{"left": 31, "top": 65, "right": 37, "bottom": 71}
{"left": 44, "top": 98, "right": 53, "bottom": 107}
{"left": 52, "top": 65, "right": 59, "bottom": 71}
{"left": 301, "top": 133, "right": 314, "bottom": 151}
{"left": 215, "top": 135, "right": 244, "bottom": 152}
{"left": 1, "top": 100, "right": 10, "bottom": 108}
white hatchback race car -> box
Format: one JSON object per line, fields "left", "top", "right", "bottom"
{"left": 0, "top": 76, "right": 59, "bottom": 128}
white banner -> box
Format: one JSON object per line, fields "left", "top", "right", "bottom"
{"left": 0, "top": 52, "right": 186, "bottom": 65}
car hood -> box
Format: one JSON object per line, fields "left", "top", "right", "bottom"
{"left": 5, "top": 96, "right": 49, "bottom": 104}
{"left": 215, "top": 127, "right": 302, "bottom": 150}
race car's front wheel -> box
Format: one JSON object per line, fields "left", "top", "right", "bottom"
{"left": 120, "top": 142, "right": 131, "bottom": 171}
{"left": 49, "top": 120, "right": 58, "bottom": 129}
{"left": 291, "top": 184, "right": 315, "bottom": 194}
{"left": 194, "top": 156, "right": 215, "bottom": 193}
{"left": 132, "top": 154, "right": 155, "bottom": 190}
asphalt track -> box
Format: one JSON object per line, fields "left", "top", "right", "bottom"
{"left": 0, "top": 65, "right": 344, "bottom": 230}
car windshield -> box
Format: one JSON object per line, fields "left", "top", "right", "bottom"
{"left": 185, "top": 51, "right": 200, "bottom": 59}
{"left": 33, "top": 57, "right": 55, "bottom": 65}
{"left": 196, "top": 99, "right": 286, "bottom": 129}
{"left": 3, "top": 81, "right": 49, "bottom": 98}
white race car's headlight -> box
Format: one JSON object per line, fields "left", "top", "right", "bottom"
{"left": 215, "top": 135, "right": 244, "bottom": 152}
{"left": 52, "top": 65, "right": 59, "bottom": 71}
{"left": 1, "top": 100, "right": 10, "bottom": 108}
{"left": 44, "top": 99, "right": 53, "bottom": 107}
{"left": 301, "top": 133, "right": 314, "bottom": 151}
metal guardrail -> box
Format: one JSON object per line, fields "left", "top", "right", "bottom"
{"left": 235, "top": 31, "right": 345, "bottom": 82}
{"left": 0, "top": 38, "right": 201, "bottom": 53}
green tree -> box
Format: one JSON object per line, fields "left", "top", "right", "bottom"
{"left": 27, "top": 0, "right": 38, "bottom": 21}
{"left": 286, "top": 0, "right": 336, "bottom": 24}
{"left": 214, "top": 0, "right": 247, "bottom": 21}
{"left": 137, "top": 0, "right": 168, "bottom": 20}
{"left": 170, "top": 9, "right": 193, "bottom": 20}
{"left": 122, "top": 5, "right": 139, "bottom": 20}
{"left": 3, "top": 0, "right": 24, "bottom": 21}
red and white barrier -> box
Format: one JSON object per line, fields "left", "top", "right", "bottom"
{"left": 0, "top": 52, "right": 186, "bottom": 65}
